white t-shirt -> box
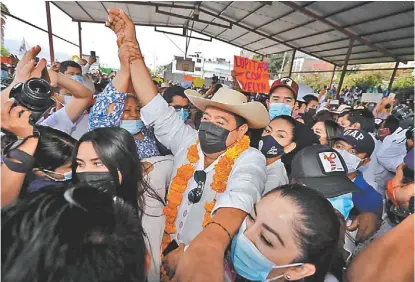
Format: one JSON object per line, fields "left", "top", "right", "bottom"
{"left": 264, "top": 158, "right": 289, "bottom": 195}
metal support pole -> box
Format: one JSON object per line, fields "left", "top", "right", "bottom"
{"left": 45, "top": 1, "right": 55, "bottom": 62}
{"left": 288, "top": 49, "right": 297, "bottom": 77}
{"left": 337, "top": 39, "right": 354, "bottom": 99}
{"left": 388, "top": 61, "right": 400, "bottom": 93}
{"left": 78, "top": 22, "right": 83, "bottom": 58}
{"left": 329, "top": 65, "right": 336, "bottom": 88}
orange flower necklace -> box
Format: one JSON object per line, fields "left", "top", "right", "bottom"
{"left": 161, "top": 135, "right": 250, "bottom": 266}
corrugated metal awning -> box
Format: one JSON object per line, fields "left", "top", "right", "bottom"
{"left": 52, "top": 1, "right": 415, "bottom": 66}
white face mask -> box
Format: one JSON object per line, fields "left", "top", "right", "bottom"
{"left": 336, "top": 149, "right": 362, "bottom": 174}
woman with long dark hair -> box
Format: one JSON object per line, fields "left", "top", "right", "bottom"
{"left": 312, "top": 120, "right": 344, "bottom": 148}
{"left": 72, "top": 127, "right": 167, "bottom": 282}
{"left": 226, "top": 184, "right": 341, "bottom": 282}
{"left": 72, "top": 127, "right": 154, "bottom": 214}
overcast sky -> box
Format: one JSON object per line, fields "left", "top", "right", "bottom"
{"left": 3, "top": 0, "right": 242, "bottom": 68}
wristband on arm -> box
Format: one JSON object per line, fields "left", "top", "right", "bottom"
{"left": 2, "top": 133, "right": 39, "bottom": 173}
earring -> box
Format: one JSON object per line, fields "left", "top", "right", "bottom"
{"left": 285, "top": 274, "right": 291, "bottom": 280}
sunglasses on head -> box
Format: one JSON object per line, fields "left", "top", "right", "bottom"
{"left": 188, "top": 170, "right": 207, "bottom": 204}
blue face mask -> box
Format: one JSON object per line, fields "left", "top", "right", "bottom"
{"left": 328, "top": 193, "right": 354, "bottom": 219}
{"left": 64, "top": 95, "right": 72, "bottom": 105}
{"left": 176, "top": 108, "right": 190, "bottom": 121}
{"left": 269, "top": 103, "right": 293, "bottom": 119}
{"left": 41, "top": 169, "right": 72, "bottom": 182}
{"left": 120, "top": 119, "right": 144, "bottom": 135}
{"left": 71, "top": 75, "right": 85, "bottom": 84}
{"left": 231, "top": 219, "right": 303, "bottom": 282}
{"left": 1, "top": 69, "right": 8, "bottom": 80}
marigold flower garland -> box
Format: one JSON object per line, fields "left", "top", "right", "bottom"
{"left": 161, "top": 135, "right": 250, "bottom": 281}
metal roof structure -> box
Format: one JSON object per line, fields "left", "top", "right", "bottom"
{"left": 52, "top": 1, "right": 414, "bottom": 67}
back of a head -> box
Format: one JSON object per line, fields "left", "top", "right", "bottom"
{"left": 266, "top": 184, "right": 340, "bottom": 282}
{"left": 348, "top": 108, "right": 375, "bottom": 133}
{"left": 383, "top": 115, "right": 400, "bottom": 134}
{"left": 315, "top": 110, "right": 334, "bottom": 122}
{"left": 213, "top": 83, "right": 223, "bottom": 95}
{"left": 163, "top": 86, "right": 187, "bottom": 104}
{"left": 2, "top": 184, "right": 147, "bottom": 282}
{"left": 303, "top": 94, "right": 318, "bottom": 105}
{"left": 59, "top": 60, "right": 82, "bottom": 74}
{"left": 34, "top": 125, "right": 77, "bottom": 171}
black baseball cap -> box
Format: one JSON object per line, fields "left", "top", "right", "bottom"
{"left": 291, "top": 144, "right": 361, "bottom": 198}
{"left": 332, "top": 129, "right": 375, "bottom": 156}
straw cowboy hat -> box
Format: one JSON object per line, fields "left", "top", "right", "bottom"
{"left": 184, "top": 87, "right": 270, "bottom": 129}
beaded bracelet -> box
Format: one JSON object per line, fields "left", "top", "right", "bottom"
{"left": 205, "top": 221, "right": 232, "bottom": 240}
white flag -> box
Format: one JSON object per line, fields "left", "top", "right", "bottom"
{"left": 18, "top": 37, "right": 28, "bottom": 58}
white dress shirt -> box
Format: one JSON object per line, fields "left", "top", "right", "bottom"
{"left": 141, "top": 94, "right": 266, "bottom": 245}
{"left": 361, "top": 132, "right": 382, "bottom": 191}
{"left": 264, "top": 158, "right": 288, "bottom": 195}
{"left": 374, "top": 127, "right": 407, "bottom": 195}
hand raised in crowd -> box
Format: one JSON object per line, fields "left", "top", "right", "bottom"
{"left": 51, "top": 61, "right": 60, "bottom": 72}
{"left": 1, "top": 100, "right": 34, "bottom": 139}
{"left": 9, "top": 54, "right": 19, "bottom": 66}
{"left": 106, "top": 8, "right": 137, "bottom": 47}
{"left": 88, "top": 56, "right": 97, "bottom": 65}
{"left": 14, "top": 46, "right": 47, "bottom": 84}
{"left": 346, "top": 212, "right": 381, "bottom": 242}
{"left": 162, "top": 243, "right": 185, "bottom": 280}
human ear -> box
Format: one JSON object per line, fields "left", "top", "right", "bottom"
{"left": 285, "top": 263, "right": 316, "bottom": 281}
{"left": 284, "top": 142, "right": 297, "bottom": 154}
{"left": 351, "top": 122, "right": 361, "bottom": 130}
{"left": 362, "top": 157, "right": 371, "bottom": 166}
{"left": 237, "top": 124, "right": 249, "bottom": 141}
{"left": 266, "top": 99, "right": 270, "bottom": 110}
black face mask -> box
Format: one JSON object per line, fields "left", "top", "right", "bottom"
{"left": 198, "top": 122, "right": 233, "bottom": 154}
{"left": 258, "top": 135, "right": 285, "bottom": 158}
{"left": 75, "top": 172, "right": 118, "bottom": 197}
{"left": 307, "top": 108, "right": 317, "bottom": 116}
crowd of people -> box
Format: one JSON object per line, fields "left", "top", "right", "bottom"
{"left": 1, "top": 8, "right": 414, "bottom": 282}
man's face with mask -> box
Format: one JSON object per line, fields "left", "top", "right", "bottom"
{"left": 333, "top": 140, "right": 370, "bottom": 174}
{"left": 60, "top": 66, "right": 83, "bottom": 96}
{"left": 199, "top": 106, "right": 248, "bottom": 156}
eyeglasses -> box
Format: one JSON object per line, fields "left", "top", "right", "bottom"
{"left": 188, "top": 170, "right": 207, "bottom": 204}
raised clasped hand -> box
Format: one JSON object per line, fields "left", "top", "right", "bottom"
{"left": 105, "top": 8, "right": 137, "bottom": 48}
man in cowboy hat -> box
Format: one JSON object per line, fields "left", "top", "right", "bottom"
{"left": 145, "top": 88, "right": 269, "bottom": 279}
{"left": 104, "top": 8, "right": 270, "bottom": 281}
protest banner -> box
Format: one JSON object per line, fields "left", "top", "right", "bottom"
{"left": 183, "top": 75, "right": 194, "bottom": 81}
{"left": 360, "top": 93, "right": 383, "bottom": 104}
{"left": 233, "top": 56, "right": 270, "bottom": 93}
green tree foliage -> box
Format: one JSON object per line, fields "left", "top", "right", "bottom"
{"left": 392, "top": 69, "right": 414, "bottom": 98}
{"left": 1, "top": 2, "right": 9, "bottom": 45}
{"left": 302, "top": 73, "right": 330, "bottom": 92}
{"left": 253, "top": 53, "right": 285, "bottom": 79}
{"left": 1, "top": 45, "right": 10, "bottom": 56}
{"left": 343, "top": 71, "right": 384, "bottom": 90}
